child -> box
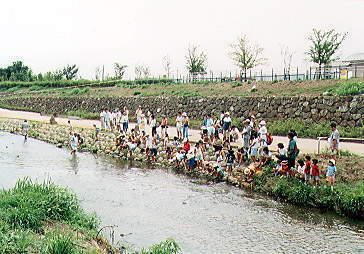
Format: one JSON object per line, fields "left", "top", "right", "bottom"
{"left": 93, "top": 124, "right": 100, "bottom": 141}
{"left": 296, "top": 159, "right": 305, "bottom": 179}
{"left": 226, "top": 149, "right": 236, "bottom": 174}
{"left": 195, "top": 143, "right": 204, "bottom": 169}
{"left": 183, "top": 139, "right": 191, "bottom": 153}
{"left": 326, "top": 159, "right": 337, "bottom": 187}
{"left": 274, "top": 160, "right": 282, "bottom": 176}
{"left": 304, "top": 155, "right": 311, "bottom": 184}
{"left": 311, "top": 159, "right": 320, "bottom": 185}
{"left": 281, "top": 160, "right": 289, "bottom": 176}
{"left": 249, "top": 133, "right": 259, "bottom": 162}
{"left": 276, "top": 143, "right": 287, "bottom": 161}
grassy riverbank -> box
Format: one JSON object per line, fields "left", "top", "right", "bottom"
{"left": 0, "top": 119, "right": 363, "bottom": 220}
{"left": 1, "top": 79, "right": 363, "bottom": 98}
{"left": 0, "top": 179, "right": 115, "bottom": 253}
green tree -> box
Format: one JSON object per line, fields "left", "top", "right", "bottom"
{"left": 186, "top": 45, "right": 207, "bottom": 80}
{"left": 62, "top": 64, "right": 78, "bottom": 80}
{"left": 0, "top": 61, "right": 33, "bottom": 81}
{"left": 230, "top": 35, "right": 266, "bottom": 81}
{"left": 114, "top": 63, "right": 128, "bottom": 80}
{"left": 306, "top": 28, "right": 347, "bottom": 79}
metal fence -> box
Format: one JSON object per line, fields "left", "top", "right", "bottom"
{"left": 167, "top": 65, "right": 364, "bottom": 84}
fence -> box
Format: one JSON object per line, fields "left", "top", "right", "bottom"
{"left": 167, "top": 65, "right": 364, "bottom": 84}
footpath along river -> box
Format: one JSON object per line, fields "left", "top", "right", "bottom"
{"left": 0, "top": 131, "right": 363, "bottom": 253}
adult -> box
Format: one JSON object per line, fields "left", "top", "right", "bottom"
{"left": 205, "top": 114, "right": 215, "bottom": 141}
{"left": 242, "top": 119, "right": 251, "bottom": 153}
{"left": 150, "top": 114, "right": 157, "bottom": 137}
{"left": 176, "top": 112, "right": 183, "bottom": 140}
{"left": 121, "top": 111, "right": 129, "bottom": 133}
{"left": 182, "top": 112, "right": 189, "bottom": 139}
{"left": 104, "top": 109, "right": 111, "bottom": 130}
{"left": 287, "top": 132, "right": 299, "bottom": 169}
{"left": 329, "top": 122, "right": 340, "bottom": 161}
{"left": 135, "top": 106, "right": 143, "bottom": 127}
{"left": 222, "top": 112, "right": 232, "bottom": 141}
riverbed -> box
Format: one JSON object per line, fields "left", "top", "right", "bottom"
{"left": 0, "top": 131, "right": 363, "bottom": 253}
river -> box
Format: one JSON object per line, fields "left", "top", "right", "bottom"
{"left": 0, "top": 131, "right": 363, "bottom": 253}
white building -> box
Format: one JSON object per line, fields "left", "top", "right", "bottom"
{"left": 342, "top": 53, "right": 364, "bottom": 78}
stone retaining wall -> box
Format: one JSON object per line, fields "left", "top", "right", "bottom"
{"left": 1, "top": 96, "right": 363, "bottom": 126}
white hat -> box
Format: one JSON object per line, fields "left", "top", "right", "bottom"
{"left": 244, "top": 119, "right": 251, "bottom": 123}
{"left": 260, "top": 120, "right": 266, "bottom": 125}
{"left": 182, "top": 112, "right": 187, "bottom": 116}
{"left": 225, "top": 112, "right": 230, "bottom": 115}
{"left": 250, "top": 115, "right": 256, "bottom": 119}
{"left": 329, "top": 159, "right": 336, "bottom": 165}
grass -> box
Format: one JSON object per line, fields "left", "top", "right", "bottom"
{"left": 4, "top": 79, "right": 362, "bottom": 98}
{"left": 267, "top": 119, "right": 364, "bottom": 138}
{"left": 253, "top": 159, "right": 364, "bottom": 219}
{"left": 334, "top": 81, "right": 364, "bottom": 96}
{"left": 67, "top": 110, "right": 99, "bottom": 120}
{"left": 0, "top": 179, "right": 101, "bottom": 253}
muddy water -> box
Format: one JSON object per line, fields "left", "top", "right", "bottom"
{"left": 0, "top": 132, "right": 363, "bottom": 253}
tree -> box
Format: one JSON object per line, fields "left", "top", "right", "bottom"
{"left": 186, "top": 44, "right": 207, "bottom": 79}
{"left": 0, "top": 61, "right": 33, "bottom": 81}
{"left": 163, "top": 55, "right": 172, "bottom": 78}
{"left": 230, "top": 35, "right": 266, "bottom": 81}
{"left": 114, "top": 63, "right": 128, "bottom": 80}
{"left": 135, "top": 64, "right": 150, "bottom": 79}
{"left": 306, "top": 28, "right": 347, "bottom": 79}
{"left": 281, "top": 45, "right": 294, "bottom": 80}
{"left": 62, "top": 64, "right": 78, "bottom": 80}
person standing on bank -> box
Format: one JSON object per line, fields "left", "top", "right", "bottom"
{"left": 182, "top": 112, "right": 189, "bottom": 139}
{"left": 329, "top": 122, "right": 340, "bottom": 161}
{"left": 287, "top": 132, "right": 299, "bottom": 169}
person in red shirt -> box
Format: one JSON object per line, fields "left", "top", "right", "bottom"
{"left": 311, "top": 159, "right": 320, "bottom": 185}
{"left": 183, "top": 139, "right": 190, "bottom": 153}
{"left": 304, "top": 155, "right": 311, "bottom": 184}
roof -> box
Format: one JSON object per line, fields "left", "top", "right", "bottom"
{"left": 343, "top": 53, "right": 364, "bottom": 62}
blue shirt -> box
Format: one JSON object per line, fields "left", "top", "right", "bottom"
{"left": 326, "top": 166, "right": 336, "bottom": 177}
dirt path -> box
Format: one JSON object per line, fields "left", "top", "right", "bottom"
{"left": 1, "top": 108, "right": 363, "bottom": 156}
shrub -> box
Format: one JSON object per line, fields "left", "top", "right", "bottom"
{"left": 335, "top": 81, "right": 364, "bottom": 96}
{"left": 133, "top": 91, "right": 142, "bottom": 96}
{"left": 231, "top": 82, "right": 243, "bottom": 88}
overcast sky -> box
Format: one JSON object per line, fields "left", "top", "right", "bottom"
{"left": 1, "top": 0, "right": 363, "bottom": 79}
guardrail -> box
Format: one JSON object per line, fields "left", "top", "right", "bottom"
{"left": 316, "top": 137, "right": 364, "bottom": 154}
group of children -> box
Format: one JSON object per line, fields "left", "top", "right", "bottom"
{"left": 274, "top": 154, "right": 337, "bottom": 186}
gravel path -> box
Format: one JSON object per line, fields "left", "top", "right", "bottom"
{"left": 1, "top": 108, "right": 363, "bottom": 156}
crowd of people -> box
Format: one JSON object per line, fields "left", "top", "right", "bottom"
{"left": 86, "top": 107, "right": 340, "bottom": 186}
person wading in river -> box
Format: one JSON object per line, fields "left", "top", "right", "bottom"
{"left": 21, "top": 120, "right": 29, "bottom": 141}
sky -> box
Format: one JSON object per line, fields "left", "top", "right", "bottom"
{"left": 0, "top": 0, "right": 363, "bottom": 79}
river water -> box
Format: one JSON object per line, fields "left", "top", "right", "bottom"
{"left": 0, "top": 132, "right": 363, "bottom": 253}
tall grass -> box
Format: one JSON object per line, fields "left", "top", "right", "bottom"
{"left": 335, "top": 81, "right": 364, "bottom": 96}
{"left": 0, "top": 179, "right": 99, "bottom": 253}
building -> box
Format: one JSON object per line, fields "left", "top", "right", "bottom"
{"left": 342, "top": 53, "right": 364, "bottom": 78}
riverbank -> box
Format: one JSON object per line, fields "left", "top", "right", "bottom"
{"left": 0, "top": 179, "right": 118, "bottom": 253}
{"left": 1, "top": 119, "right": 363, "bottom": 220}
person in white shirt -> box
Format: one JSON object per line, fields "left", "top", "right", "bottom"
{"left": 135, "top": 106, "right": 143, "bottom": 127}
{"left": 121, "top": 111, "right": 129, "bottom": 133}
{"left": 258, "top": 120, "right": 268, "bottom": 148}
{"left": 104, "top": 109, "right": 111, "bottom": 130}
{"left": 176, "top": 112, "right": 183, "bottom": 140}
{"left": 150, "top": 114, "right": 157, "bottom": 137}
{"left": 21, "top": 120, "right": 29, "bottom": 140}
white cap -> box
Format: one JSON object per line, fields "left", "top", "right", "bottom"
{"left": 260, "top": 120, "right": 266, "bottom": 125}
{"left": 329, "top": 159, "right": 336, "bottom": 165}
